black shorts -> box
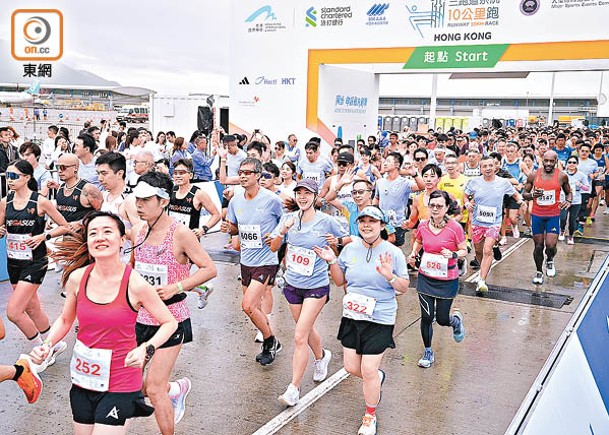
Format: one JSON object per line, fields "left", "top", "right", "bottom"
{"left": 7, "top": 258, "right": 48, "bottom": 285}
{"left": 70, "top": 385, "right": 154, "bottom": 426}
{"left": 136, "top": 318, "right": 192, "bottom": 349}
{"left": 337, "top": 317, "right": 396, "bottom": 355}
{"left": 240, "top": 264, "right": 279, "bottom": 287}
{"left": 503, "top": 196, "right": 520, "bottom": 210}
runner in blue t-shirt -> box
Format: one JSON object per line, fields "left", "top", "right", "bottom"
{"left": 270, "top": 178, "right": 347, "bottom": 407}
{"left": 222, "top": 157, "right": 284, "bottom": 366}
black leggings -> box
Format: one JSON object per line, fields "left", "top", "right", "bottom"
{"left": 560, "top": 203, "right": 582, "bottom": 235}
{"left": 419, "top": 293, "right": 456, "bottom": 348}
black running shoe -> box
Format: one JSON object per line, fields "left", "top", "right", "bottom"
{"left": 493, "top": 245, "right": 502, "bottom": 261}
{"left": 257, "top": 336, "right": 282, "bottom": 366}
{"left": 469, "top": 258, "right": 480, "bottom": 269}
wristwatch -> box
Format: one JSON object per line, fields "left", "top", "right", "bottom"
{"left": 452, "top": 252, "right": 458, "bottom": 259}
{"left": 144, "top": 343, "right": 156, "bottom": 361}
{"left": 202, "top": 225, "right": 209, "bottom": 234}
{"left": 45, "top": 233, "right": 52, "bottom": 241}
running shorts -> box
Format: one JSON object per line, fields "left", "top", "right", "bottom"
{"left": 240, "top": 264, "right": 278, "bottom": 287}
{"left": 531, "top": 214, "right": 560, "bottom": 236}
{"left": 136, "top": 318, "right": 192, "bottom": 349}
{"left": 337, "top": 317, "right": 395, "bottom": 355}
{"left": 7, "top": 258, "right": 48, "bottom": 285}
{"left": 70, "top": 385, "right": 154, "bottom": 426}
{"left": 283, "top": 284, "right": 330, "bottom": 305}
{"left": 471, "top": 224, "right": 500, "bottom": 244}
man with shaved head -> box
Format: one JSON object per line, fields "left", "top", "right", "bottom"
{"left": 46, "top": 153, "right": 103, "bottom": 226}
{"left": 523, "top": 150, "right": 572, "bottom": 285}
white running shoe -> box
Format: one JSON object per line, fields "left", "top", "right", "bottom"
{"left": 498, "top": 236, "right": 508, "bottom": 246}
{"left": 313, "top": 349, "right": 332, "bottom": 382}
{"left": 558, "top": 231, "right": 565, "bottom": 242}
{"left": 546, "top": 260, "right": 556, "bottom": 277}
{"left": 45, "top": 341, "right": 68, "bottom": 368}
{"left": 476, "top": 279, "right": 488, "bottom": 294}
{"left": 194, "top": 284, "right": 214, "bottom": 309}
{"left": 512, "top": 225, "right": 520, "bottom": 239}
{"left": 604, "top": 208, "right": 609, "bottom": 215}
{"left": 254, "top": 329, "right": 264, "bottom": 343}
{"left": 567, "top": 237, "right": 575, "bottom": 245}
{"left": 277, "top": 383, "right": 300, "bottom": 407}
{"left": 358, "top": 414, "right": 377, "bottom": 435}
{"left": 418, "top": 349, "right": 435, "bottom": 368}
{"left": 170, "top": 378, "right": 192, "bottom": 424}
{"left": 532, "top": 271, "right": 544, "bottom": 285}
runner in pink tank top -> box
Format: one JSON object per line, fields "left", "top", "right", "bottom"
{"left": 135, "top": 220, "right": 191, "bottom": 325}
{"left": 130, "top": 172, "right": 217, "bottom": 434}
{"left": 29, "top": 211, "right": 177, "bottom": 432}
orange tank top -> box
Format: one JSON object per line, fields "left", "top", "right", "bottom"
{"left": 418, "top": 192, "right": 431, "bottom": 221}
{"left": 531, "top": 170, "right": 561, "bottom": 217}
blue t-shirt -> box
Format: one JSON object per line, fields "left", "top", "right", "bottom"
{"left": 553, "top": 146, "right": 574, "bottom": 165}
{"left": 375, "top": 176, "right": 415, "bottom": 226}
{"left": 464, "top": 176, "right": 516, "bottom": 227}
{"left": 272, "top": 211, "right": 347, "bottom": 289}
{"left": 297, "top": 157, "right": 333, "bottom": 188}
{"left": 578, "top": 158, "right": 599, "bottom": 181}
{"left": 338, "top": 238, "right": 408, "bottom": 325}
{"left": 227, "top": 188, "right": 284, "bottom": 266}
{"left": 341, "top": 200, "right": 395, "bottom": 237}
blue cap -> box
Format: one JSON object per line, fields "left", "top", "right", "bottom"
{"left": 357, "top": 206, "right": 388, "bottom": 224}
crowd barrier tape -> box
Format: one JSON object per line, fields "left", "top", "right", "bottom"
{"left": 508, "top": 254, "right": 609, "bottom": 434}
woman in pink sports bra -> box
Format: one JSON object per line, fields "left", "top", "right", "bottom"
{"left": 130, "top": 172, "right": 217, "bottom": 434}
{"left": 30, "top": 210, "right": 177, "bottom": 433}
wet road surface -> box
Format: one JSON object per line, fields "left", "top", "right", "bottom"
{"left": 1, "top": 220, "right": 608, "bottom": 435}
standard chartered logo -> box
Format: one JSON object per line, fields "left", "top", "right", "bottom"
{"left": 306, "top": 7, "right": 317, "bottom": 27}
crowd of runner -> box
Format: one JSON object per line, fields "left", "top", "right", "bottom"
{"left": 0, "top": 120, "right": 607, "bottom": 434}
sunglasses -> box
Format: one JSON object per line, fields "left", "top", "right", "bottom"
{"left": 352, "top": 189, "right": 371, "bottom": 196}
{"left": 567, "top": 161, "right": 578, "bottom": 164}
{"left": 260, "top": 172, "right": 273, "bottom": 179}
{"left": 57, "top": 164, "right": 76, "bottom": 171}
{"left": 238, "top": 170, "right": 258, "bottom": 176}
{"left": 5, "top": 172, "right": 23, "bottom": 180}
{"left": 337, "top": 162, "right": 349, "bottom": 167}
{"left": 414, "top": 157, "right": 427, "bottom": 162}
{"left": 429, "top": 203, "right": 445, "bottom": 210}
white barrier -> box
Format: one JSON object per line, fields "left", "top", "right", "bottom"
{"left": 507, "top": 255, "right": 609, "bottom": 434}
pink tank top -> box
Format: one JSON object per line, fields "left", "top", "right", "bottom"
{"left": 76, "top": 264, "right": 142, "bottom": 392}
{"left": 135, "top": 220, "right": 191, "bottom": 325}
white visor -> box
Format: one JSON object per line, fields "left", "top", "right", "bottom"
{"left": 132, "top": 181, "right": 170, "bottom": 199}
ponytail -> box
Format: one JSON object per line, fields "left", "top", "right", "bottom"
{"left": 27, "top": 177, "right": 38, "bottom": 191}
{"left": 52, "top": 232, "right": 92, "bottom": 288}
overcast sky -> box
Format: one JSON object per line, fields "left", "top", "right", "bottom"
{"left": 2, "top": 0, "right": 230, "bottom": 94}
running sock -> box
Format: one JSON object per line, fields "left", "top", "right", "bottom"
{"left": 168, "top": 381, "right": 180, "bottom": 398}
{"left": 12, "top": 364, "right": 24, "bottom": 381}
{"left": 29, "top": 333, "right": 43, "bottom": 345}
{"left": 365, "top": 402, "right": 377, "bottom": 416}
{"left": 39, "top": 326, "right": 51, "bottom": 335}
{"left": 314, "top": 349, "right": 325, "bottom": 362}
{"left": 263, "top": 335, "right": 275, "bottom": 346}
{"left": 425, "top": 347, "right": 432, "bottom": 353}
{"left": 449, "top": 315, "right": 460, "bottom": 329}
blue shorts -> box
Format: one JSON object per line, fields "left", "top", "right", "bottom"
{"left": 531, "top": 214, "right": 560, "bottom": 236}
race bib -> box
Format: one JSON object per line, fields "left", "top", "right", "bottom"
{"left": 342, "top": 293, "right": 376, "bottom": 321}
{"left": 6, "top": 233, "right": 32, "bottom": 260}
{"left": 477, "top": 205, "right": 496, "bottom": 224}
{"left": 420, "top": 252, "right": 448, "bottom": 278}
{"left": 303, "top": 172, "right": 320, "bottom": 185}
{"left": 286, "top": 244, "right": 316, "bottom": 277}
{"left": 536, "top": 190, "right": 556, "bottom": 206}
{"left": 169, "top": 211, "right": 190, "bottom": 227}
{"left": 239, "top": 224, "right": 262, "bottom": 249}
{"left": 135, "top": 262, "right": 168, "bottom": 287}
{"left": 70, "top": 339, "right": 112, "bottom": 392}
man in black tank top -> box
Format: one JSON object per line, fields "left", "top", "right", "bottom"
{"left": 46, "top": 154, "right": 103, "bottom": 228}
{"left": 169, "top": 159, "right": 221, "bottom": 238}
